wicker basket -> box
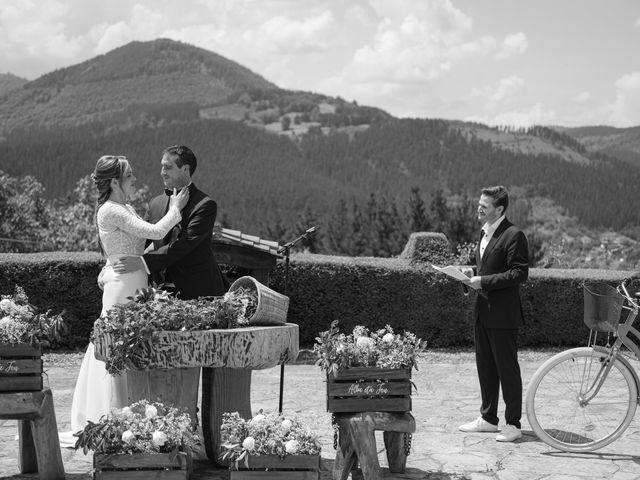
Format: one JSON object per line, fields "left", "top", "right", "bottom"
{"left": 583, "top": 283, "right": 624, "bottom": 332}
{"left": 229, "top": 276, "right": 289, "bottom": 326}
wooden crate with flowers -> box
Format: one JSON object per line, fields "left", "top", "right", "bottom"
{"left": 74, "top": 400, "right": 199, "bottom": 480}
{"left": 314, "top": 321, "right": 423, "bottom": 413}
{"left": 220, "top": 411, "right": 321, "bottom": 480}
{"left": 0, "top": 286, "right": 65, "bottom": 392}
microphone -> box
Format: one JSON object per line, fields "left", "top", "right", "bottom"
{"left": 277, "top": 226, "right": 318, "bottom": 254}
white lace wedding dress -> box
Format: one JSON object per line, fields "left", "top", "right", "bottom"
{"left": 59, "top": 200, "right": 180, "bottom": 447}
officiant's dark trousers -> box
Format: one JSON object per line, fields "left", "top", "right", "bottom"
{"left": 474, "top": 321, "right": 522, "bottom": 429}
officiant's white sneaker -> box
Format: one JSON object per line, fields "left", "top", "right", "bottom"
{"left": 458, "top": 416, "right": 498, "bottom": 433}
{"left": 496, "top": 424, "right": 522, "bottom": 442}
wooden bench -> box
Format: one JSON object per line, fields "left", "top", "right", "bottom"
{"left": 0, "top": 388, "right": 65, "bottom": 480}
{"left": 332, "top": 411, "right": 416, "bottom": 480}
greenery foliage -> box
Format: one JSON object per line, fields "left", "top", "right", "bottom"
{"left": 220, "top": 410, "right": 321, "bottom": 465}
{"left": 74, "top": 400, "right": 199, "bottom": 455}
{"left": 93, "top": 286, "right": 258, "bottom": 375}
{"left": 313, "top": 320, "right": 423, "bottom": 375}
{"left": 0, "top": 285, "right": 65, "bottom": 346}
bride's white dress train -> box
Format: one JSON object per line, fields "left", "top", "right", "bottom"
{"left": 59, "top": 200, "right": 180, "bottom": 447}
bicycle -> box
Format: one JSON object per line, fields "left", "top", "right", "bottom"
{"left": 525, "top": 279, "right": 640, "bottom": 452}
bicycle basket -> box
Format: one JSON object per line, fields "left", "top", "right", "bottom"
{"left": 583, "top": 283, "right": 624, "bottom": 332}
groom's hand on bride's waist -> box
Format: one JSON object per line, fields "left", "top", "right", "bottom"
{"left": 112, "top": 256, "right": 145, "bottom": 274}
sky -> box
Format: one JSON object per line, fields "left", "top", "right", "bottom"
{"left": 1, "top": 0, "right": 639, "bottom": 128}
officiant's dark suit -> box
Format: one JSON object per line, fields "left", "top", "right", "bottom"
{"left": 143, "top": 146, "right": 227, "bottom": 300}
{"left": 468, "top": 186, "right": 529, "bottom": 432}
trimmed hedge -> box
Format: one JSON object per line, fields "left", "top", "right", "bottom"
{"left": 0, "top": 252, "right": 629, "bottom": 350}
{"left": 0, "top": 252, "right": 103, "bottom": 349}
{"left": 270, "top": 254, "right": 627, "bottom": 348}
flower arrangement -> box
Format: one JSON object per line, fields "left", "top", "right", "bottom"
{"left": 219, "top": 411, "right": 321, "bottom": 466}
{"left": 0, "top": 285, "right": 65, "bottom": 347}
{"left": 313, "top": 320, "right": 424, "bottom": 375}
{"left": 74, "top": 400, "right": 199, "bottom": 455}
{"left": 92, "top": 286, "right": 257, "bottom": 375}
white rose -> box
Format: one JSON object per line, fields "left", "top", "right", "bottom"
{"left": 382, "top": 333, "right": 395, "bottom": 343}
{"left": 0, "top": 316, "right": 13, "bottom": 326}
{"left": 281, "top": 419, "right": 292, "bottom": 432}
{"left": 121, "top": 430, "right": 135, "bottom": 443}
{"left": 284, "top": 439, "right": 299, "bottom": 454}
{"left": 152, "top": 431, "right": 168, "bottom": 447}
{"left": 251, "top": 414, "right": 265, "bottom": 424}
{"left": 121, "top": 407, "right": 133, "bottom": 418}
{"left": 145, "top": 405, "right": 158, "bottom": 419}
{"left": 356, "top": 336, "right": 374, "bottom": 349}
{"left": 242, "top": 436, "right": 256, "bottom": 451}
{"left": 0, "top": 299, "right": 15, "bottom": 313}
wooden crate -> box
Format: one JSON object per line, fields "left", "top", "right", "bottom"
{"left": 0, "top": 343, "right": 42, "bottom": 392}
{"left": 229, "top": 454, "right": 320, "bottom": 480}
{"left": 326, "top": 367, "right": 412, "bottom": 413}
{"left": 93, "top": 451, "right": 191, "bottom": 480}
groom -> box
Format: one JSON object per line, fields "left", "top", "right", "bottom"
{"left": 114, "top": 144, "right": 227, "bottom": 298}
{"left": 113, "top": 144, "right": 229, "bottom": 461}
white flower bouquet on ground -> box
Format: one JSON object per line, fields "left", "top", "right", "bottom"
{"left": 220, "top": 410, "right": 321, "bottom": 470}
{"left": 74, "top": 399, "right": 200, "bottom": 455}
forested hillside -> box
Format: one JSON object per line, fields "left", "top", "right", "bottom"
{"left": 4, "top": 115, "right": 640, "bottom": 236}
{"left": 560, "top": 125, "right": 640, "bottom": 169}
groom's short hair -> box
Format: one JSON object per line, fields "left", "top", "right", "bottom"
{"left": 165, "top": 145, "right": 197, "bottom": 176}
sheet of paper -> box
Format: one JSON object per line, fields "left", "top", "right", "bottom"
{"left": 432, "top": 265, "right": 479, "bottom": 289}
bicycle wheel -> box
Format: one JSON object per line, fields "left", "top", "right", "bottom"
{"left": 526, "top": 347, "right": 638, "bottom": 452}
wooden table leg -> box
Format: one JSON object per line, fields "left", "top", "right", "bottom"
{"left": 383, "top": 431, "right": 408, "bottom": 473}
{"left": 127, "top": 368, "right": 200, "bottom": 426}
{"left": 347, "top": 417, "right": 382, "bottom": 480}
{"left": 30, "top": 389, "right": 65, "bottom": 480}
{"left": 202, "top": 367, "right": 252, "bottom": 463}
{"left": 18, "top": 419, "right": 37, "bottom": 474}
{"left": 333, "top": 419, "right": 358, "bottom": 480}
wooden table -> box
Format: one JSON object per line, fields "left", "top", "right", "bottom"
{"left": 95, "top": 323, "right": 299, "bottom": 462}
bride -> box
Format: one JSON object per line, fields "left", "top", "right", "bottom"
{"left": 59, "top": 155, "right": 188, "bottom": 446}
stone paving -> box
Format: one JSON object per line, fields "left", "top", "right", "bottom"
{"left": 1, "top": 350, "right": 640, "bottom": 479}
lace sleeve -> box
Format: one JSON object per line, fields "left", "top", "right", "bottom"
{"left": 101, "top": 203, "right": 181, "bottom": 240}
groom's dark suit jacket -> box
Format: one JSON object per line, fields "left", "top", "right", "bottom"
{"left": 473, "top": 219, "right": 529, "bottom": 328}
{"left": 144, "top": 183, "right": 227, "bottom": 300}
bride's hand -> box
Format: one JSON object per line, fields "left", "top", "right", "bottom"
{"left": 169, "top": 188, "right": 189, "bottom": 210}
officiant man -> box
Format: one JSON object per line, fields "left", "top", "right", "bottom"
{"left": 458, "top": 185, "right": 529, "bottom": 443}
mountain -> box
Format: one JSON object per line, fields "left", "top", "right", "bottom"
{"left": 0, "top": 38, "right": 280, "bottom": 133}
{"left": 558, "top": 125, "right": 640, "bottom": 168}
{"left": 0, "top": 73, "right": 27, "bottom": 96}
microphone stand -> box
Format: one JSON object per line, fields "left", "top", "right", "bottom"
{"left": 276, "top": 226, "right": 317, "bottom": 413}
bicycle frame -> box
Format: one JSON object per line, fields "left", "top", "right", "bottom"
{"left": 581, "top": 283, "right": 640, "bottom": 404}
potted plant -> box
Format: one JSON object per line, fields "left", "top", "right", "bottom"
{"left": 74, "top": 400, "right": 199, "bottom": 480}
{"left": 314, "top": 320, "right": 423, "bottom": 413}
{"left": 0, "top": 285, "right": 65, "bottom": 392}
{"left": 220, "top": 411, "right": 321, "bottom": 479}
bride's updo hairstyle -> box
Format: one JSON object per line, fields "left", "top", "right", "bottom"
{"left": 91, "top": 155, "right": 128, "bottom": 254}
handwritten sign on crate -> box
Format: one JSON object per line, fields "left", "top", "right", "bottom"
{"left": 326, "top": 367, "right": 412, "bottom": 413}
{"left": 0, "top": 343, "right": 42, "bottom": 392}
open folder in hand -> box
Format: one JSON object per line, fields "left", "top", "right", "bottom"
{"left": 432, "top": 265, "right": 479, "bottom": 289}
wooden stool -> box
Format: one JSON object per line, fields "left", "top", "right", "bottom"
{"left": 332, "top": 411, "right": 415, "bottom": 480}
{"left": 0, "top": 388, "right": 65, "bottom": 480}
